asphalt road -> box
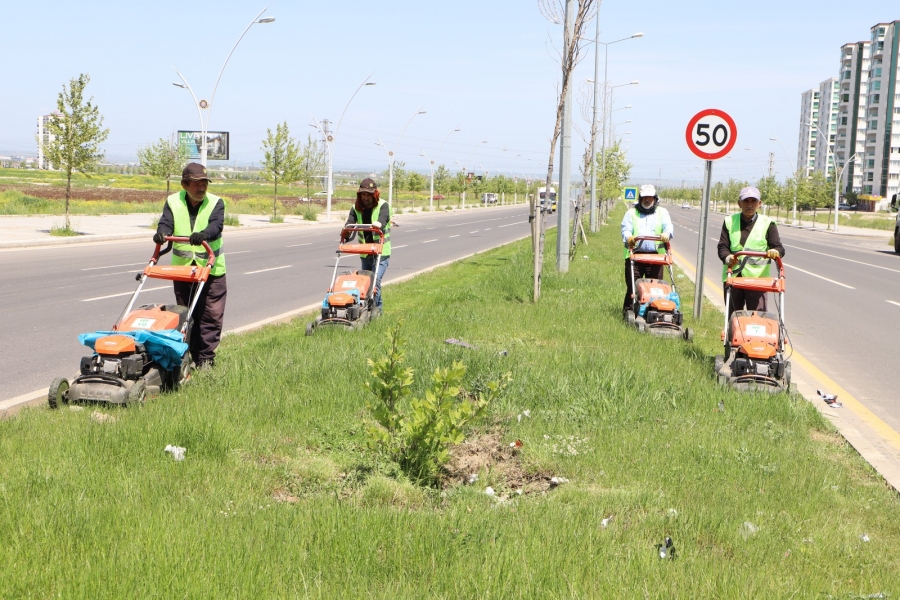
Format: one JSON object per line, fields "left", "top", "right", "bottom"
{"left": 0, "top": 204, "right": 530, "bottom": 401}
{"left": 667, "top": 205, "right": 900, "bottom": 433}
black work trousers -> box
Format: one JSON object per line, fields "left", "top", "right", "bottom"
{"left": 623, "top": 258, "right": 664, "bottom": 311}
{"left": 174, "top": 273, "right": 227, "bottom": 365}
{"left": 725, "top": 286, "right": 768, "bottom": 319}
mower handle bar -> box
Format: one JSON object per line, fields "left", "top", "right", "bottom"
{"left": 728, "top": 250, "right": 784, "bottom": 278}
{"left": 629, "top": 235, "right": 671, "bottom": 252}
{"left": 150, "top": 236, "right": 215, "bottom": 269}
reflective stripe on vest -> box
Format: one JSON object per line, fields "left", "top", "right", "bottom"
{"left": 623, "top": 207, "right": 665, "bottom": 258}
{"left": 167, "top": 191, "right": 226, "bottom": 276}
{"left": 353, "top": 199, "right": 391, "bottom": 256}
{"left": 722, "top": 213, "right": 771, "bottom": 281}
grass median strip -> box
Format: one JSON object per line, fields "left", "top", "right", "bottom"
{"left": 2, "top": 208, "right": 899, "bottom": 597}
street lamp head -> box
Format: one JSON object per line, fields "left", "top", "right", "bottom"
{"left": 256, "top": 17, "right": 275, "bottom": 23}
{"left": 454, "top": 128, "right": 461, "bottom": 132}
{"left": 365, "top": 82, "right": 377, "bottom": 86}
{"left": 630, "top": 80, "right": 639, "bottom": 85}
{"left": 769, "top": 137, "right": 778, "bottom": 141}
{"left": 624, "top": 105, "right": 633, "bottom": 109}
{"left": 632, "top": 32, "right": 644, "bottom": 38}
{"left": 172, "top": 83, "right": 186, "bottom": 88}
{"left": 418, "top": 111, "right": 427, "bottom": 115}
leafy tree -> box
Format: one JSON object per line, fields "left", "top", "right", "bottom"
{"left": 137, "top": 135, "right": 189, "bottom": 196}
{"left": 434, "top": 164, "right": 451, "bottom": 197}
{"left": 407, "top": 171, "right": 426, "bottom": 207}
{"left": 44, "top": 74, "right": 110, "bottom": 230}
{"left": 389, "top": 161, "right": 407, "bottom": 206}
{"left": 295, "top": 134, "right": 326, "bottom": 204}
{"left": 260, "top": 121, "right": 301, "bottom": 220}
{"left": 756, "top": 175, "right": 783, "bottom": 220}
{"left": 595, "top": 141, "right": 631, "bottom": 203}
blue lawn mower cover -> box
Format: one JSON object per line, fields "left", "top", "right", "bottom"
{"left": 78, "top": 330, "right": 188, "bottom": 372}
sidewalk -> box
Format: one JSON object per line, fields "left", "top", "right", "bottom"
{"left": 0, "top": 205, "right": 514, "bottom": 249}
{"left": 705, "top": 209, "right": 892, "bottom": 239}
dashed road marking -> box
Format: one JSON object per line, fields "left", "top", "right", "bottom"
{"left": 244, "top": 265, "right": 292, "bottom": 275}
{"left": 82, "top": 286, "right": 169, "bottom": 302}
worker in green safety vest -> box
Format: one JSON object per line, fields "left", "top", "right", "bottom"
{"left": 342, "top": 177, "right": 391, "bottom": 312}
{"left": 620, "top": 184, "right": 673, "bottom": 317}
{"left": 153, "top": 163, "right": 227, "bottom": 369}
{"left": 716, "top": 186, "right": 784, "bottom": 318}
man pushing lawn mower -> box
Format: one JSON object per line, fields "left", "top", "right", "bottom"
{"left": 342, "top": 178, "right": 391, "bottom": 313}
{"left": 620, "top": 184, "right": 673, "bottom": 318}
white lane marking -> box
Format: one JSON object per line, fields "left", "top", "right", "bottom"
{"left": 470, "top": 230, "right": 480, "bottom": 234}
{"left": 484, "top": 228, "right": 492, "bottom": 231}
{"left": 785, "top": 264, "right": 855, "bottom": 289}
{"left": 82, "top": 286, "right": 169, "bottom": 302}
{"left": 244, "top": 265, "right": 292, "bottom": 275}
{"left": 423, "top": 239, "right": 438, "bottom": 244}
{"left": 86, "top": 269, "right": 143, "bottom": 278}
{"left": 228, "top": 251, "right": 251, "bottom": 255}
{"left": 81, "top": 262, "right": 145, "bottom": 271}
{"left": 447, "top": 217, "right": 509, "bottom": 228}
{"left": 393, "top": 245, "right": 408, "bottom": 249}
{"left": 888, "top": 301, "right": 900, "bottom": 308}
{"left": 498, "top": 221, "right": 527, "bottom": 228}
{"left": 286, "top": 243, "right": 312, "bottom": 248}
{"left": 783, "top": 244, "right": 900, "bottom": 275}
{"left": 406, "top": 229, "right": 418, "bottom": 232}
{"left": 427, "top": 227, "right": 436, "bottom": 230}
{"left": 449, "top": 234, "right": 460, "bottom": 238}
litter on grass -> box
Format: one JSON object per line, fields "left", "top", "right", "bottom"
{"left": 509, "top": 439, "right": 524, "bottom": 448}
{"left": 741, "top": 521, "right": 759, "bottom": 540}
{"left": 516, "top": 409, "right": 531, "bottom": 422}
{"left": 445, "top": 338, "right": 477, "bottom": 349}
{"left": 817, "top": 389, "right": 843, "bottom": 408}
{"left": 860, "top": 533, "right": 870, "bottom": 542}
{"left": 549, "top": 476, "right": 569, "bottom": 486}
{"left": 601, "top": 516, "right": 611, "bottom": 528}
{"left": 468, "top": 473, "right": 479, "bottom": 484}
{"left": 164, "top": 445, "right": 186, "bottom": 461}
{"left": 657, "top": 537, "right": 675, "bottom": 559}
{"left": 484, "top": 486, "right": 495, "bottom": 497}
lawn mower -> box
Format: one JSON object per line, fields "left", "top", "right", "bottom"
{"left": 625, "top": 236, "right": 692, "bottom": 341}
{"left": 306, "top": 224, "right": 384, "bottom": 335}
{"left": 714, "top": 251, "right": 791, "bottom": 392}
{"left": 47, "top": 236, "right": 214, "bottom": 408}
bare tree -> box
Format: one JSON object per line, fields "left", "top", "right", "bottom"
{"left": 534, "top": 0, "right": 596, "bottom": 302}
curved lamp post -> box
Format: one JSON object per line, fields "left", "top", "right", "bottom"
{"left": 769, "top": 135, "right": 798, "bottom": 224}
{"left": 173, "top": 6, "right": 275, "bottom": 167}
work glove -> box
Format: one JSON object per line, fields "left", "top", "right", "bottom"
{"left": 726, "top": 254, "right": 738, "bottom": 267}
{"left": 766, "top": 249, "right": 780, "bottom": 260}
{"left": 659, "top": 233, "right": 670, "bottom": 243}
{"left": 626, "top": 236, "right": 637, "bottom": 248}
{"left": 152, "top": 231, "right": 166, "bottom": 245}
{"left": 189, "top": 231, "right": 207, "bottom": 246}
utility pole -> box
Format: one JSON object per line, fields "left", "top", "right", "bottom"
{"left": 768, "top": 151, "right": 775, "bottom": 178}
{"left": 556, "top": 0, "right": 575, "bottom": 273}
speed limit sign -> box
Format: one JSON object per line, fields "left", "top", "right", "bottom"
{"left": 685, "top": 109, "right": 737, "bottom": 160}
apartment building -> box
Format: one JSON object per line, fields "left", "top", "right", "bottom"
{"left": 861, "top": 21, "right": 900, "bottom": 200}
{"left": 36, "top": 114, "right": 55, "bottom": 170}
{"left": 836, "top": 40, "right": 870, "bottom": 194}
{"left": 797, "top": 89, "right": 819, "bottom": 176}
{"left": 814, "top": 78, "right": 839, "bottom": 175}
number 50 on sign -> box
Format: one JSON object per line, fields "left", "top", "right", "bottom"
{"left": 685, "top": 109, "right": 737, "bottom": 160}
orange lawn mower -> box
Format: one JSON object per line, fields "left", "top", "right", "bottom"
{"left": 306, "top": 224, "right": 384, "bottom": 335}
{"left": 714, "top": 251, "right": 792, "bottom": 392}
{"left": 625, "top": 236, "right": 693, "bottom": 341}
{"left": 47, "top": 236, "right": 215, "bottom": 408}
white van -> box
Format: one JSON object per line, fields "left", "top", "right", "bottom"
{"left": 481, "top": 192, "right": 498, "bottom": 204}
{"left": 538, "top": 187, "right": 557, "bottom": 213}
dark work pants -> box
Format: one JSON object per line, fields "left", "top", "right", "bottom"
{"left": 174, "top": 273, "right": 227, "bottom": 365}
{"left": 360, "top": 255, "right": 389, "bottom": 309}
{"left": 623, "top": 258, "right": 664, "bottom": 311}
{"left": 725, "top": 286, "right": 767, "bottom": 319}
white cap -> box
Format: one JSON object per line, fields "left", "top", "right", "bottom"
{"left": 739, "top": 186, "right": 761, "bottom": 201}
{"left": 639, "top": 184, "right": 657, "bottom": 198}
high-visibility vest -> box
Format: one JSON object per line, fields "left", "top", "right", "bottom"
{"left": 722, "top": 213, "right": 772, "bottom": 281}
{"left": 623, "top": 207, "right": 665, "bottom": 258}
{"left": 167, "top": 191, "right": 226, "bottom": 277}
{"left": 353, "top": 199, "right": 391, "bottom": 257}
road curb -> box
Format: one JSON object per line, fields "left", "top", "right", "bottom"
{"left": 671, "top": 249, "right": 900, "bottom": 493}
{"left": 0, "top": 227, "right": 531, "bottom": 418}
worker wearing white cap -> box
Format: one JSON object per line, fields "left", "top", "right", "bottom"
{"left": 716, "top": 185, "right": 785, "bottom": 317}
{"left": 620, "top": 184, "right": 673, "bottom": 317}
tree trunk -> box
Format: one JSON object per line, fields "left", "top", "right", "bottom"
{"left": 65, "top": 168, "right": 72, "bottom": 231}
{"left": 812, "top": 205, "right": 817, "bottom": 229}
{"left": 274, "top": 178, "right": 279, "bottom": 220}
{"left": 165, "top": 174, "right": 171, "bottom": 197}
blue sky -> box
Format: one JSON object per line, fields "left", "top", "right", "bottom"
{"left": 0, "top": 0, "right": 895, "bottom": 186}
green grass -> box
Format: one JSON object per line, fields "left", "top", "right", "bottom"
{"left": 223, "top": 214, "right": 240, "bottom": 227}
{"left": 2, "top": 209, "right": 899, "bottom": 597}
{"left": 269, "top": 214, "right": 285, "bottom": 224}
{"left": 48, "top": 224, "right": 81, "bottom": 236}
{"left": 300, "top": 205, "right": 321, "bottom": 221}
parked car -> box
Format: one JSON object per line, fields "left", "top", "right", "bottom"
{"left": 837, "top": 203, "right": 854, "bottom": 211}
{"left": 481, "top": 193, "right": 498, "bottom": 204}
{"left": 681, "top": 202, "right": 691, "bottom": 209}
{"left": 313, "top": 191, "right": 327, "bottom": 197}
{"left": 431, "top": 194, "right": 445, "bottom": 200}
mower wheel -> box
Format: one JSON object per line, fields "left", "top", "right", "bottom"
{"left": 714, "top": 355, "right": 724, "bottom": 375}
{"left": 626, "top": 311, "right": 636, "bottom": 326}
{"left": 683, "top": 327, "right": 693, "bottom": 342}
{"left": 305, "top": 322, "right": 315, "bottom": 336}
{"left": 170, "top": 352, "right": 192, "bottom": 390}
{"left": 126, "top": 380, "right": 147, "bottom": 407}
{"left": 48, "top": 377, "right": 69, "bottom": 409}
{"left": 636, "top": 321, "right": 646, "bottom": 333}
{"left": 784, "top": 361, "right": 792, "bottom": 389}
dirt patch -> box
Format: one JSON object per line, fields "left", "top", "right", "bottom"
{"left": 272, "top": 488, "right": 300, "bottom": 503}
{"left": 441, "top": 430, "right": 554, "bottom": 493}
{"left": 809, "top": 428, "right": 845, "bottom": 446}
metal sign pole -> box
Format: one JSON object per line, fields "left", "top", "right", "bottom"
{"left": 693, "top": 159, "right": 713, "bottom": 319}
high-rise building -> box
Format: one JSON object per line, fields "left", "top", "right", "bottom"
{"left": 798, "top": 89, "right": 819, "bottom": 176}
{"left": 861, "top": 21, "right": 900, "bottom": 201}
{"left": 836, "top": 40, "right": 870, "bottom": 194}
{"left": 815, "top": 77, "right": 840, "bottom": 175}
{"left": 36, "top": 114, "right": 55, "bottom": 170}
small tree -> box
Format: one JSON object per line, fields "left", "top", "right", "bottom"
{"left": 295, "top": 134, "right": 326, "bottom": 204}
{"left": 407, "top": 172, "right": 426, "bottom": 208}
{"left": 44, "top": 74, "right": 110, "bottom": 230}
{"left": 434, "top": 164, "right": 451, "bottom": 197}
{"left": 596, "top": 141, "right": 632, "bottom": 202}
{"left": 137, "top": 135, "right": 189, "bottom": 197}
{"left": 260, "top": 121, "right": 301, "bottom": 221}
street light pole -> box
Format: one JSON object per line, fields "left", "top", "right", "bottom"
{"left": 745, "top": 146, "right": 765, "bottom": 180}
{"left": 173, "top": 6, "right": 274, "bottom": 167}
{"left": 462, "top": 139, "right": 488, "bottom": 210}
{"left": 316, "top": 75, "right": 376, "bottom": 221}
{"left": 834, "top": 152, "right": 858, "bottom": 232}
{"left": 592, "top": 31, "right": 643, "bottom": 231}
{"left": 601, "top": 79, "right": 637, "bottom": 224}
{"left": 384, "top": 106, "right": 427, "bottom": 208}
{"left": 421, "top": 150, "right": 435, "bottom": 212}
{"left": 769, "top": 136, "right": 797, "bottom": 224}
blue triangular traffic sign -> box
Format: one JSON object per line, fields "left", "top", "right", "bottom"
{"left": 624, "top": 187, "right": 636, "bottom": 200}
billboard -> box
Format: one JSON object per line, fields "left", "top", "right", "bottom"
{"left": 178, "top": 131, "right": 230, "bottom": 161}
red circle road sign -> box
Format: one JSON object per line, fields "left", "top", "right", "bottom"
{"left": 685, "top": 109, "right": 737, "bottom": 160}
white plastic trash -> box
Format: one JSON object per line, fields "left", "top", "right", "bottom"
{"left": 165, "top": 445, "right": 186, "bottom": 461}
